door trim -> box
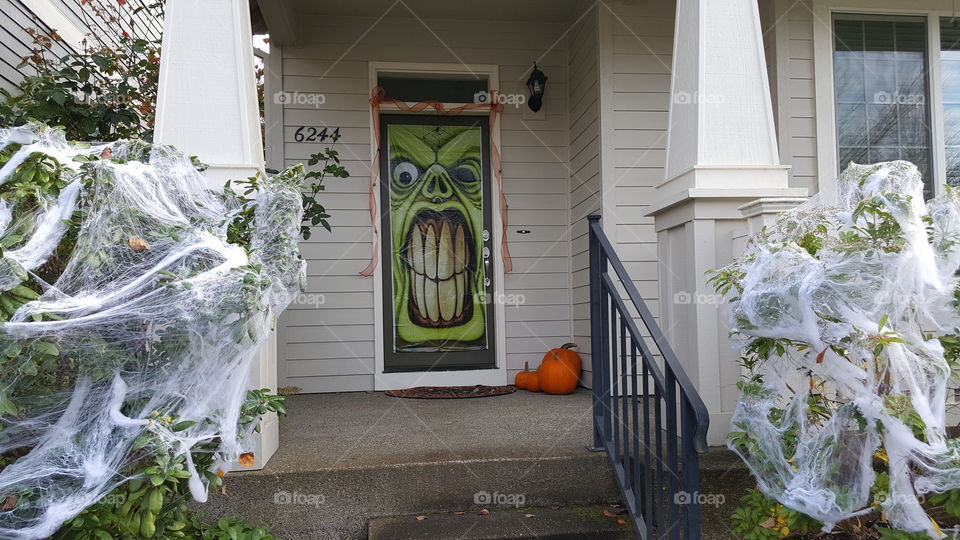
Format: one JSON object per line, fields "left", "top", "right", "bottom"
{"left": 369, "top": 62, "right": 507, "bottom": 391}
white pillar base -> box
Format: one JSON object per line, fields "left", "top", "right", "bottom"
{"left": 649, "top": 188, "right": 806, "bottom": 445}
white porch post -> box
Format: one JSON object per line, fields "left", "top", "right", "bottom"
{"left": 647, "top": 0, "right": 806, "bottom": 444}
{"left": 154, "top": 0, "right": 278, "bottom": 467}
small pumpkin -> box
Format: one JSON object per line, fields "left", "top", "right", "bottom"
{"left": 525, "top": 371, "right": 541, "bottom": 392}
{"left": 514, "top": 361, "right": 533, "bottom": 389}
{"left": 538, "top": 345, "right": 581, "bottom": 395}
{"left": 543, "top": 342, "right": 581, "bottom": 376}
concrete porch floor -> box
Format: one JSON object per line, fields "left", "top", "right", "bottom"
{"left": 267, "top": 388, "right": 600, "bottom": 471}
{"left": 202, "top": 388, "right": 623, "bottom": 539}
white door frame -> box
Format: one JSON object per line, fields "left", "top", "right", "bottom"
{"left": 368, "top": 61, "right": 508, "bottom": 390}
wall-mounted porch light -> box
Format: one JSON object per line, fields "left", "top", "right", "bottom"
{"left": 525, "top": 62, "right": 548, "bottom": 112}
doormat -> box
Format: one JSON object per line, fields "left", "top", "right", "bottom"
{"left": 384, "top": 385, "right": 516, "bottom": 399}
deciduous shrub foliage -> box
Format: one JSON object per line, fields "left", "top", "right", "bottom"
{"left": 711, "top": 161, "right": 960, "bottom": 537}
{"left": 0, "top": 124, "right": 305, "bottom": 539}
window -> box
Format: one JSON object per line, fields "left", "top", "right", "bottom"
{"left": 377, "top": 75, "right": 488, "bottom": 103}
{"left": 940, "top": 18, "right": 960, "bottom": 185}
{"left": 833, "top": 14, "right": 933, "bottom": 196}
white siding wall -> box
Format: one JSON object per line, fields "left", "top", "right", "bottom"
{"left": 276, "top": 16, "right": 576, "bottom": 393}
{"left": 568, "top": 7, "right": 601, "bottom": 386}
{"left": 764, "top": 0, "right": 818, "bottom": 194}
{"left": 596, "top": 0, "right": 675, "bottom": 333}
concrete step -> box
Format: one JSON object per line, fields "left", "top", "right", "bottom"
{"left": 368, "top": 506, "right": 636, "bottom": 539}
{"left": 698, "top": 447, "right": 755, "bottom": 540}
{"left": 201, "top": 452, "right": 620, "bottom": 539}
{"left": 198, "top": 390, "right": 621, "bottom": 539}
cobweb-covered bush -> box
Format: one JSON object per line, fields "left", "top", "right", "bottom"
{"left": 711, "top": 161, "right": 960, "bottom": 537}
{"left": 0, "top": 124, "right": 305, "bottom": 538}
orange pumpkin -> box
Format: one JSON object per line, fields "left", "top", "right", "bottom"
{"left": 543, "top": 343, "right": 581, "bottom": 376}
{"left": 537, "top": 347, "right": 580, "bottom": 395}
{"left": 526, "top": 372, "right": 541, "bottom": 392}
{"left": 514, "top": 361, "right": 533, "bottom": 389}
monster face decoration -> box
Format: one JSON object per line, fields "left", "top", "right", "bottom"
{"left": 387, "top": 123, "right": 488, "bottom": 352}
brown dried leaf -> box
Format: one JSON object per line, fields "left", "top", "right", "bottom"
{"left": 816, "top": 348, "right": 826, "bottom": 364}
{"left": 415, "top": 516, "right": 428, "bottom": 521}
{"left": 128, "top": 237, "right": 151, "bottom": 252}
{"left": 452, "top": 511, "right": 465, "bottom": 515}
{"left": 603, "top": 509, "right": 617, "bottom": 518}
{"left": 617, "top": 519, "right": 627, "bottom": 525}
{"left": 2, "top": 495, "right": 17, "bottom": 510}
{"left": 524, "top": 514, "right": 535, "bottom": 518}
{"left": 759, "top": 516, "right": 777, "bottom": 529}
{"left": 480, "top": 509, "right": 489, "bottom": 516}
{"left": 238, "top": 452, "right": 255, "bottom": 467}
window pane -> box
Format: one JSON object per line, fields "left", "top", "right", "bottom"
{"left": 941, "top": 17, "right": 960, "bottom": 186}
{"left": 833, "top": 15, "right": 933, "bottom": 196}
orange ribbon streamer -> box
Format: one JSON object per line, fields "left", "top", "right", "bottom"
{"left": 359, "top": 86, "right": 512, "bottom": 276}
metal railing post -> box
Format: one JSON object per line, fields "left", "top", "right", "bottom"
{"left": 588, "top": 214, "right": 605, "bottom": 450}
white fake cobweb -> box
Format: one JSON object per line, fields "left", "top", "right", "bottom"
{"left": 0, "top": 124, "right": 305, "bottom": 538}
{"left": 722, "top": 160, "right": 960, "bottom": 537}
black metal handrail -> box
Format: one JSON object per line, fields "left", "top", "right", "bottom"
{"left": 587, "top": 214, "right": 710, "bottom": 539}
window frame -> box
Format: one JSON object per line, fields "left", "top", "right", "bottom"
{"left": 813, "top": 0, "right": 958, "bottom": 199}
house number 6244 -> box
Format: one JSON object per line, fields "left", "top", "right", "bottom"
{"left": 294, "top": 126, "right": 340, "bottom": 143}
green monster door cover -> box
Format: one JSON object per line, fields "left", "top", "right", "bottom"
{"left": 380, "top": 115, "right": 496, "bottom": 372}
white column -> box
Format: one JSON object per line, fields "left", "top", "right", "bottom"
{"left": 154, "top": 0, "right": 278, "bottom": 468}
{"left": 155, "top": 0, "right": 264, "bottom": 186}
{"left": 647, "top": 0, "right": 806, "bottom": 445}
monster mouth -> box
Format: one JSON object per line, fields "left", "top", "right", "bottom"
{"left": 404, "top": 209, "right": 474, "bottom": 328}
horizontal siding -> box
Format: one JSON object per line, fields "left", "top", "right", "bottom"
{"left": 780, "top": 0, "right": 818, "bottom": 193}
{"left": 604, "top": 0, "right": 673, "bottom": 332}
{"left": 0, "top": 0, "right": 160, "bottom": 95}
{"left": 276, "top": 15, "right": 576, "bottom": 393}
{"left": 568, "top": 6, "right": 600, "bottom": 386}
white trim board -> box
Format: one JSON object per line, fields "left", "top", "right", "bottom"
{"left": 367, "top": 61, "right": 508, "bottom": 391}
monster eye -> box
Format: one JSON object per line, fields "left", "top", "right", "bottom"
{"left": 451, "top": 158, "right": 481, "bottom": 184}
{"left": 452, "top": 167, "right": 477, "bottom": 184}
{"left": 393, "top": 161, "right": 420, "bottom": 186}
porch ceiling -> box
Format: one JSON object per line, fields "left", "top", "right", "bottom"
{"left": 254, "top": 0, "right": 591, "bottom": 45}
{"left": 287, "top": 0, "right": 586, "bottom": 22}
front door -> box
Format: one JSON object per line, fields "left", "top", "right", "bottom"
{"left": 380, "top": 114, "right": 496, "bottom": 373}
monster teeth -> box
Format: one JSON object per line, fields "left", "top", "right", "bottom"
{"left": 424, "top": 276, "right": 439, "bottom": 322}
{"left": 438, "top": 220, "right": 454, "bottom": 281}
{"left": 424, "top": 223, "right": 437, "bottom": 280}
{"left": 454, "top": 224, "right": 466, "bottom": 273}
{"left": 415, "top": 271, "right": 425, "bottom": 317}
{"left": 439, "top": 277, "right": 456, "bottom": 321}
{"left": 407, "top": 216, "right": 472, "bottom": 324}
{"left": 455, "top": 272, "right": 464, "bottom": 316}
{"left": 411, "top": 226, "right": 424, "bottom": 274}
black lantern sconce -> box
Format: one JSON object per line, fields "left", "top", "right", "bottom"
{"left": 525, "top": 62, "right": 548, "bottom": 112}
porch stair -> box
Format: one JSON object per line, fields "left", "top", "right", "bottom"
{"left": 367, "top": 505, "right": 635, "bottom": 539}
{"left": 199, "top": 390, "right": 624, "bottom": 539}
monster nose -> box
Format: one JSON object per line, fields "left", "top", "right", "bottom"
{"left": 422, "top": 164, "right": 454, "bottom": 203}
